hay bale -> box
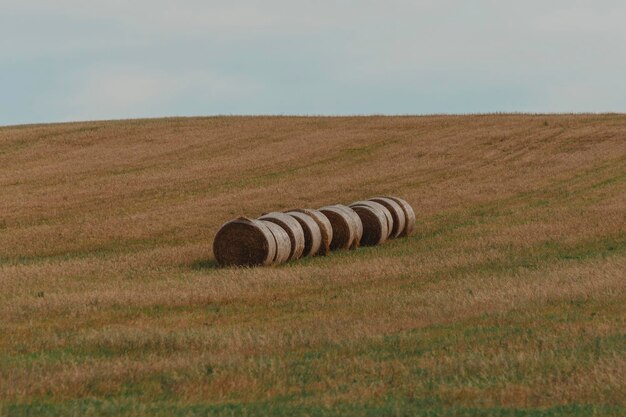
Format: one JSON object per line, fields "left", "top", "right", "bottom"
{"left": 369, "top": 197, "right": 406, "bottom": 238}
{"left": 327, "top": 204, "right": 362, "bottom": 249}
{"left": 285, "top": 211, "right": 322, "bottom": 257}
{"left": 290, "top": 208, "right": 333, "bottom": 256}
{"left": 213, "top": 217, "right": 277, "bottom": 267}
{"left": 259, "top": 220, "right": 291, "bottom": 264}
{"left": 349, "top": 205, "right": 389, "bottom": 246}
{"left": 318, "top": 206, "right": 356, "bottom": 251}
{"left": 258, "top": 212, "right": 305, "bottom": 260}
{"left": 350, "top": 200, "right": 393, "bottom": 239}
{"left": 386, "top": 196, "right": 416, "bottom": 237}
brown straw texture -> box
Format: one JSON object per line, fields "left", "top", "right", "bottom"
{"left": 350, "top": 200, "right": 394, "bottom": 239}
{"left": 386, "top": 196, "right": 416, "bottom": 237}
{"left": 318, "top": 206, "right": 356, "bottom": 251}
{"left": 349, "top": 205, "right": 389, "bottom": 246}
{"left": 213, "top": 217, "right": 276, "bottom": 267}
{"left": 285, "top": 211, "right": 322, "bottom": 257}
{"left": 258, "top": 212, "right": 305, "bottom": 260}
{"left": 369, "top": 197, "right": 406, "bottom": 238}
{"left": 290, "top": 208, "right": 333, "bottom": 256}
{"left": 332, "top": 204, "right": 363, "bottom": 249}
{"left": 259, "top": 220, "right": 291, "bottom": 264}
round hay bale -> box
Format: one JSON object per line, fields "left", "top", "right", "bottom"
{"left": 290, "top": 208, "right": 333, "bottom": 256}
{"left": 331, "top": 204, "right": 363, "bottom": 249}
{"left": 350, "top": 200, "right": 393, "bottom": 239}
{"left": 318, "top": 206, "right": 356, "bottom": 251}
{"left": 213, "top": 217, "right": 276, "bottom": 267}
{"left": 369, "top": 197, "right": 406, "bottom": 238}
{"left": 386, "top": 196, "right": 416, "bottom": 237}
{"left": 285, "top": 211, "right": 322, "bottom": 257}
{"left": 259, "top": 220, "right": 291, "bottom": 264}
{"left": 349, "top": 205, "right": 389, "bottom": 246}
{"left": 258, "top": 212, "right": 305, "bottom": 261}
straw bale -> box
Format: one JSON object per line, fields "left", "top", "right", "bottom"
{"left": 369, "top": 197, "right": 406, "bottom": 238}
{"left": 290, "top": 208, "right": 333, "bottom": 256}
{"left": 318, "top": 206, "right": 356, "bottom": 250}
{"left": 332, "top": 204, "right": 363, "bottom": 249}
{"left": 386, "top": 196, "right": 416, "bottom": 237}
{"left": 285, "top": 211, "right": 322, "bottom": 257}
{"left": 213, "top": 217, "right": 276, "bottom": 266}
{"left": 259, "top": 220, "right": 291, "bottom": 264}
{"left": 258, "top": 212, "right": 305, "bottom": 260}
{"left": 350, "top": 200, "right": 393, "bottom": 238}
{"left": 349, "top": 205, "right": 388, "bottom": 246}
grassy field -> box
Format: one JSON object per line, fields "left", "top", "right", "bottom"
{"left": 0, "top": 115, "right": 625, "bottom": 416}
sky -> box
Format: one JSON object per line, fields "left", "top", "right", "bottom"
{"left": 2, "top": 0, "right": 626, "bottom": 125}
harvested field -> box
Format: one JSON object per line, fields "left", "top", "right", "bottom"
{"left": 1, "top": 115, "right": 625, "bottom": 416}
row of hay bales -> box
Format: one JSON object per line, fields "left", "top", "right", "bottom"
{"left": 213, "top": 196, "right": 415, "bottom": 267}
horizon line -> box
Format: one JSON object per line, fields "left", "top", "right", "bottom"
{"left": 2, "top": 112, "right": 624, "bottom": 129}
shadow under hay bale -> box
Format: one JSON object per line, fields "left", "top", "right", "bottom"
{"left": 259, "top": 220, "right": 291, "bottom": 264}
{"left": 386, "top": 196, "right": 416, "bottom": 237}
{"left": 285, "top": 211, "right": 322, "bottom": 257}
{"left": 290, "top": 208, "right": 333, "bottom": 256}
{"left": 190, "top": 258, "right": 219, "bottom": 270}
{"left": 349, "top": 202, "right": 390, "bottom": 246}
{"left": 258, "top": 212, "right": 305, "bottom": 261}
{"left": 369, "top": 197, "right": 406, "bottom": 238}
{"left": 212, "top": 195, "right": 415, "bottom": 267}
{"left": 350, "top": 200, "right": 393, "bottom": 239}
{"left": 213, "top": 217, "right": 276, "bottom": 267}
{"left": 319, "top": 206, "right": 356, "bottom": 251}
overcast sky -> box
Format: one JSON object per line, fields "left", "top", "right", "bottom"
{"left": 2, "top": 0, "right": 625, "bottom": 125}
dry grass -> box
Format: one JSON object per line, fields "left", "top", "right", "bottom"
{"left": 0, "top": 115, "right": 625, "bottom": 416}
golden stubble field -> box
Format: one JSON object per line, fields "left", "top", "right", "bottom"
{"left": 0, "top": 115, "right": 625, "bottom": 416}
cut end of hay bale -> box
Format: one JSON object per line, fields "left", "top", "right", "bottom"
{"left": 285, "top": 211, "right": 322, "bottom": 257}
{"left": 350, "top": 200, "right": 393, "bottom": 239}
{"left": 331, "top": 204, "right": 363, "bottom": 249}
{"left": 349, "top": 202, "right": 390, "bottom": 246}
{"left": 258, "top": 212, "right": 305, "bottom": 261}
{"left": 384, "top": 196, "right": 416, "bottom": 237}
{"left": 290, "top": 208, "right": 333, "bottom": 256}
{"left": 369, "top": 197, "right": 406, "bottom": 238}
{"left": 319, "top": 206, "right": 356, "bottom": 251}
{"left": 259, "top": 219, "right": 291, "bottom": 264}
{"left": 213, "top": 217, "right": 276, "bottom": 267}
{"left": 213, "top": 196, "right": 414, "bottom": 267}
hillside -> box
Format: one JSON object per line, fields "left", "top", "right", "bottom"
{"left": 1, "top": 115, "right": 625, "bottom": 416}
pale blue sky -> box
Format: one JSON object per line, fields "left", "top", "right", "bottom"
{"left": 2, "top": 0, "right": 625, "bottom": 125}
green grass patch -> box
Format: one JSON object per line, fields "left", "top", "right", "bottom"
{"left": 4, "top": 398, "right": 624, "bottom": 417}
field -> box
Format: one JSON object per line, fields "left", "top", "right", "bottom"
{"left": 1, "top": 115, "right": 625, "bottom": 416}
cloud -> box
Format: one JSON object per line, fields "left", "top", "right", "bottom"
{"left": 2, "top": 1, "right": 626, "bottom": 124}
{"left": 62, "top": 66, "right": 265, "bottom": 121}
